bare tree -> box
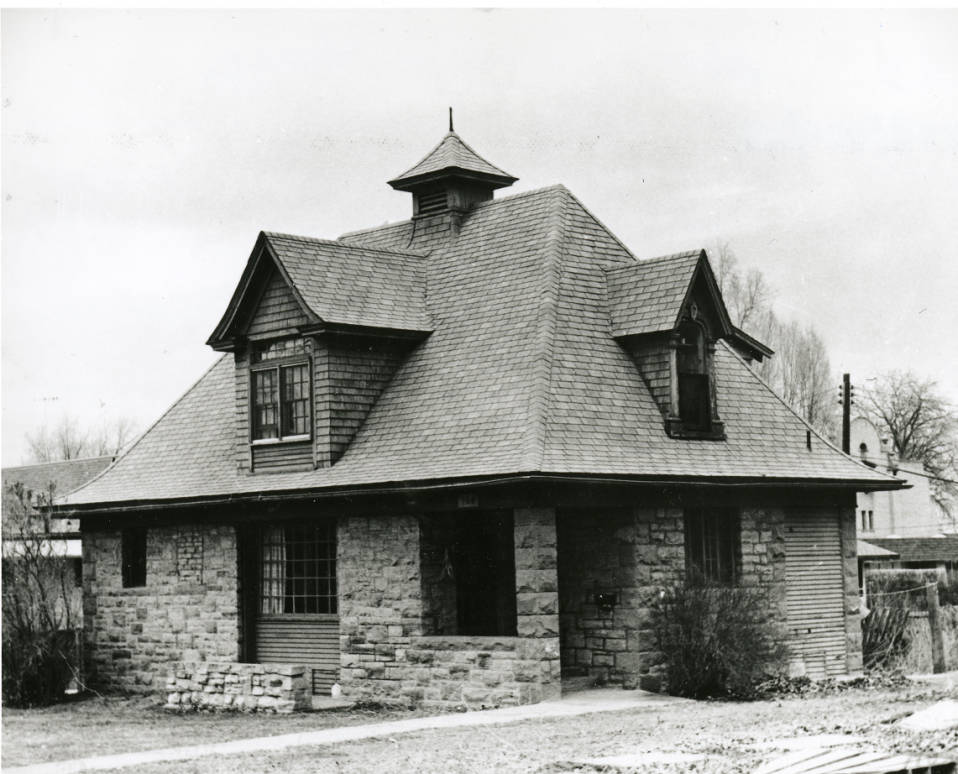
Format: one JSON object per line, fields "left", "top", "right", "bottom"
{"left": 768, "top": 320, "right": 837, "bottom": 440}
{"left": 711, "top": 243, "right": 835, "bottom": 437}
{"left": 712, "top": 242, "right": 774, "bottom": 333}
{"left": 24, "top": 415, "right": 137, "bottom": 463}
{"left": 2, "top": 482, "right": 82, "bottom": 705}
{"left": 860, "top": 371, "right": 958, "bottom": 511}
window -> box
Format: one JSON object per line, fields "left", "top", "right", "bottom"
{"left": 259, "top": 522, "right": 336, "bottom": 615}
{"left": 684, "top": 508, "right": 739, "bottom": 584}
{"left": 867, "top": 510, "right": 874, "bottom": 531}
{"left": 121, "top": 528, "right": 147, "bottom": 588}
{"left": 676, "top": 320, "right": 711, "bottom": 431}
{"left": 250, "top": 339, "right": 311, "bottom": 442}
{"left": 419, "top": 512, "right": 517, "bottom": 637}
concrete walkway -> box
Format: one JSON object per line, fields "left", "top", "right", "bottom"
{"left": 7, "top": 688, "right": 684, "bottom": 774}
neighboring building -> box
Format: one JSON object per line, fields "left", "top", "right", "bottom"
{"left": 851, "top": 416, "right": 954, "bottom": 538}
{"left": 61, "top": 128, "right": 901, "bottom": 711}
{"left": 864, "top": 536, "right": 958, "bottom": 583}
{"left": 2, "top": 456, "right": 114, "bottom": 621}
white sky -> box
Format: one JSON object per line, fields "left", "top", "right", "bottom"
{"left": 3, "top": 9, "right": 957, "bottom": 466}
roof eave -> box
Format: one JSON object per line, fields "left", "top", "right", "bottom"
{"left": 387, "top": 167, "right": 518, "bottom": 192}
{"left": 60, "top": 471, "right": 906, "bottom": 515}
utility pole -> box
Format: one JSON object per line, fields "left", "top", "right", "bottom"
{"left": 839, "top": 373, "right": 853, "bottom": 454}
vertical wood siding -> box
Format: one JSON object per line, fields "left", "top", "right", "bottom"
{"left": 785, "top": 509, "right": 847, "bottom": 679}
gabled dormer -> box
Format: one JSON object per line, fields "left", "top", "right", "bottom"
{"left": 207, "top": 232, "right": 431, "bottom": 472}
{"left": 388, "top": 117, "right": 517, "bottom": 234}
{"left": 605, "top": 249, "right": 772, "bottom": 440}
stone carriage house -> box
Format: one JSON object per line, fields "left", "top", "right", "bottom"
{"left": 64, "top": 128, "right": 901, "bottom": 711}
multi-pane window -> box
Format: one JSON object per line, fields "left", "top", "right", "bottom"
{"left": 251, "top": 339, "right": 310, "bottom": 441}
{"left": 684, "top": 508, "right": 739, "bottom": 585}
{"left": 259, "top": 523, "right": 336, "bottom": 615}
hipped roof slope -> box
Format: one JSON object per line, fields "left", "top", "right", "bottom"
{"left": 65, "top": 186, "right": 898, "bottom": 509}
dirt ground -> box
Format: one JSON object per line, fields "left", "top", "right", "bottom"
{"left": 3, "top": 681, "right": 956, "bottom": 773}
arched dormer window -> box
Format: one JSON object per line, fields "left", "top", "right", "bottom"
{"left": 676, "top": 319, "right": 710, "bottom": 431}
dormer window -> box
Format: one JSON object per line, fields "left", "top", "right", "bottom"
{"left": 250, "top": 339, "right": 311, "bottom": 443}
{"left": 676, "top": 320, "right": 710, "bottom": 431}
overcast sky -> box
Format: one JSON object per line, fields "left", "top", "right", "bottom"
{"left": 3, "top": 9, "right": 957, "bottom": 466}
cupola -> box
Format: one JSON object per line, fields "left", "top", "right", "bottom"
{"left": 388, "top": 110, "right": 517, "bottom": 218}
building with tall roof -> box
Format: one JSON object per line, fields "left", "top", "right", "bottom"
{"left": 63, "top": 125, "right": 902, "bottom": 711}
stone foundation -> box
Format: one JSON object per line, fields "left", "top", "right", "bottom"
{"left": 165, "top": 662, "right": 310, "bottom": 713}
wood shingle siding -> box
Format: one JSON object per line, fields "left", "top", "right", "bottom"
{"left": 246, "top": 271, "right": 309, "bottom": 337}
{"left": 251, "top": 442, "right": 313, "bottom": 472}
{"left": 785, "top": 509, "right": 848, "bottom": 679}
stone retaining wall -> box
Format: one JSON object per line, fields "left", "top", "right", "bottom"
{"left": 165, "top": 662, "right": 310, "bottom": 713}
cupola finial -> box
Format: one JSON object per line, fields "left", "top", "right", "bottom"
{"left": 449, "top": 106, "right": 454, "bottom": 133}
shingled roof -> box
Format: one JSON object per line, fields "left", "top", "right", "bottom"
{"left": 208, "top": 233, "right": 431, "bottom": 346}
{"left": 64, "top": 184, "right": 900, "bottom": 510}
{"left": 867, "top": 536, "right": 958, "bottom": 563}
{"left": 605, "top": 251, "right": 704, "bottom": 337}
{"left": 388, "top": 131, "right": 517, "bottom": 191}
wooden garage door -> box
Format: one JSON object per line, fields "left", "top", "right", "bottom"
{"left": 253, "top": 521, "right": 339, "bottom": 695}
{"left": 785, "top": 509, "right": 847, "bottom": 679}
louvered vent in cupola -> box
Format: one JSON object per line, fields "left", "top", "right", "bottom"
{"left": 415, "top": 190, "right": 448, "bottom": 216}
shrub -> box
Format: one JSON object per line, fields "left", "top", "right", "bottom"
{"left": 861, "top": 569, "right": 937, "bottom": 670}
{"left": 650, "top": 580, "right": 788, "bottom": 700}
{"left": 938, "top": 576, "right": 958, "bottom": 607}
{"left": 2, "top": 482, "right": 81, "bottom": 707}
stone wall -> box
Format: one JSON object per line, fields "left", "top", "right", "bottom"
{"left": 839, "top": 504, "right": 864, "bottom": 673}
{"left": 165, "top": 661, "right": 310, "bottom": 713}
{"left": 558, "top": 506, "right": 685, "bottom": 690}
{"left": 83, "top": 524, "right": 240, "bottom": 693}
{"left": 558, "top": 504, "right": 792, "bottom": 691}
{"left": 338, "top": 508, "right": 560, "bottom": 709}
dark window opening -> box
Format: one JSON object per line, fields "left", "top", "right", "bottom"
{"left": 251, "top": 340, "right": 311, "bottom": 442}
{"left": 420, "top": 512, "right": 517, "bottom": 637}
{"left": 73, "top": 558, "right": 83, "bottom": 588}
{"left": 684, "top": 508, "right": 739, "bottom": 585}
{"left": 259, "top": 522, "right": 336, "bottom": 615}
{"left": 121, "top": 528, "right": 147, "bottom": 588}
{"left": 676, "top": 320, "right": 711, "bottom": 431}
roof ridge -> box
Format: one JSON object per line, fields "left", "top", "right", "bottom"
{"left": 522, "top": 187, "right": 569, "bottom": 472}
{"left": 265, "top": 232, "right": 426, "bottom": 259}
{"left": 716, "top": 340, "right": 901, "bottom": 484}
{"left": 59, "top": 356, "right": 230, "bottom": 505}
{"left": 562, "top": 189, "right": 639, "bottom": 264}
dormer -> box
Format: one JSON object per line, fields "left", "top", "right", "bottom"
{"left": 605, "top": 249, "right": 772, "bottom": 440}
{"left": 207, "top": 232, "right": 431, "bottom": 472}
{"left": 388, "top": 116, "right": 517, "bottom": 227}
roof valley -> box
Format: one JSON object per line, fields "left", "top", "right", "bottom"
{"left": 522, "top": 188, "right": 568, "bottom": 472}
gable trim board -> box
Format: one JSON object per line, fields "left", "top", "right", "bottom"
{"left": 64, "top": 133, "right": 900, "bottom": 709}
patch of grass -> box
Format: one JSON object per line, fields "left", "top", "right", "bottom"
{"left": 7, "top": 682, "right": 952, "bottom": 774}
{"left": 0, "top": 693, "right": 430, "bottom": 768}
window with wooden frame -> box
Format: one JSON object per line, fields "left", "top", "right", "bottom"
{"left": 676, "top": 319, "right": 711, "bottom": 432}
{"left": 684, "top": 508, "right": 739, "bottom": 585}
{"left": 250, "top": 339, "right": 311, "bottom": 443}
{"left": 259, "top": 522, "right": 336, "bottom": 615}
{"left": 121, "top": 527, "right": 147, "bottom": 588}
